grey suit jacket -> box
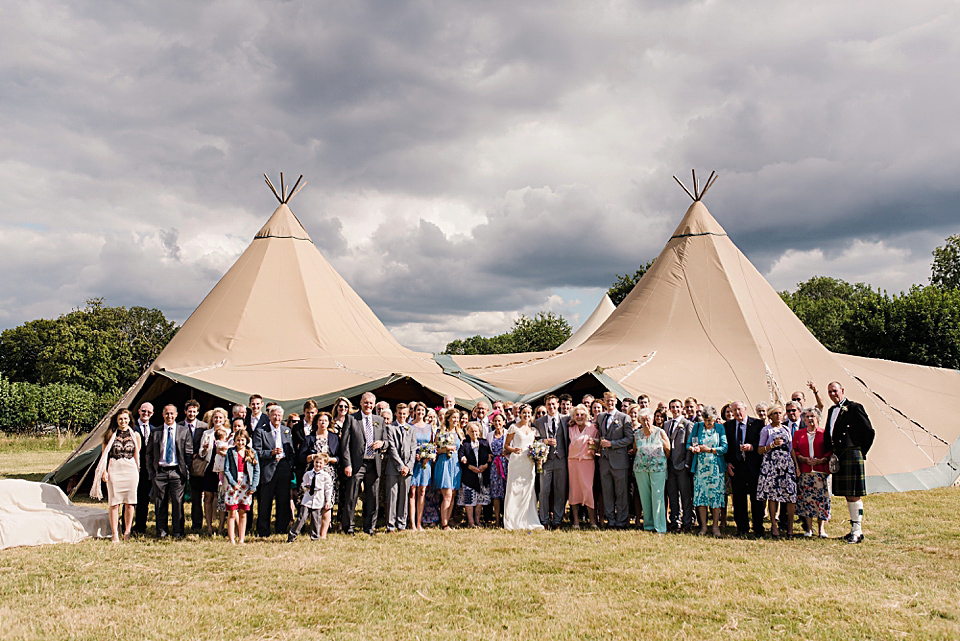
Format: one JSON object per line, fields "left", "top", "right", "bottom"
{"left": 664, "top": 417, "right": 694, "bottom": 472}
{"left": 342, "top": 412, "right": 387, "bottom": 476}
{"left": 597, "top": 410, "right": 634, "bottom": 470}
{"left": 385, "top": 422, "right": 416, "bottom": 475}
{"left": 533, "top": 413, "right": 569, "bottom": 466}
{"left": 146, "top": 422, "right": 194, "bottom": 480}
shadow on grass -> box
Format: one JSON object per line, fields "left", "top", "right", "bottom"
{"left": 0, "top": 472, "right": 47, "bottom": 482}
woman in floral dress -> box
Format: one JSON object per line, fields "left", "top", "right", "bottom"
{"left": 688, "top": 405, "right": 728, "bottom": 537}
{"left": 486, "top": 411, "right": 509, "bottom": 527}
{"left": 756, "top": 405, "right": 798, "bottom": 538}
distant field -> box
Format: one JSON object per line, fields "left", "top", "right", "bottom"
{"left": 1, "top": 437, "right": 959, "bottom": 640}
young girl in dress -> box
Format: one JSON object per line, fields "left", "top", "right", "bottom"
{"left": 224, "top": 429, "right": 260, "bottom": 545}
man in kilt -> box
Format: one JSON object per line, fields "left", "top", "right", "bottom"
{"left": 824, "top": 381, "right": 876, "bottom": 544}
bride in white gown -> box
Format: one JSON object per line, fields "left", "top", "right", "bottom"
{"left": 503, "top": 404, "right": 544, "bottom": 531}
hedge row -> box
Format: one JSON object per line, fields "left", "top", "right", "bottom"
{"left": 0, "top": 374, "right": 120, "bottom": 434}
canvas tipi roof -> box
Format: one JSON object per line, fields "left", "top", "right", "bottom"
{"left": 447, "top": 184, "right": 960, "bottom": 492}
{"left": 48, "top": 180, "right": 487, "bottom": 484}
{"left": 557, "top": 295, "right": 615, "bottom": 350}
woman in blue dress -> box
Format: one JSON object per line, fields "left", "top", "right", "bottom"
{"left": 688, "top": 405, "right": 728, "bottom": 537}
{"left": 407, "top": 402, "right": 434, "bottom": 531}
{"left": 433, "top": 408, "right": 463, "bottom": 530}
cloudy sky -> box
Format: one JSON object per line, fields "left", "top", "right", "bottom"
{"left": 2, "top": 0, "right": 958, "bottom": 351}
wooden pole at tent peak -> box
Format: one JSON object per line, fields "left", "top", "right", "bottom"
{"left": 673, "top": 175, "right": 696, "bottom": 201}
{"left": 264, "top": 174, "right": 283, "bottom": 203}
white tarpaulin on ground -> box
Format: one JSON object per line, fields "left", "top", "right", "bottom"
{"left": 0, "top": 480, "right": 110, "bottom": 549}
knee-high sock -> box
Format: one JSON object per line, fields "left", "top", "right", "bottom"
{"left": 847, "top": 500, "right": 863, "bottom": 534}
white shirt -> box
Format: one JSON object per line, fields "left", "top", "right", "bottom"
{"left": 828, "top": 400, "right": 844, "bottom": 432}
{"left": 272, "top": 424, "right": 284, "bottom": 459}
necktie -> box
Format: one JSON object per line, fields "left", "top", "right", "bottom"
{"left": 364, "top": 416, "right": 374, "bottom": 457}
{"left": 165, "top": 426, "right": 174, "bottom": 465}
{"left": 738, "top": 422, "right": 745, "bottom": 460}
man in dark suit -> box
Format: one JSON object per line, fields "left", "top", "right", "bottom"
{"left": 146, "top": 404, "right": 193, "bottom": 539}
{"left": 340, "top": 392, "right": 387, "bottom": 535}
{"left": 596, "top": 391, "right": 634, "bottom": 529}
{"left": 179, "top": 399, "right": 208, "bottom": 532}
{"left": 664, "top": 398, "right": 694, "bottom": 532}
{"left": 246, "top": 394, "right": 269, "bottom": 432}
{"left": 534, "top": 394, "right": 569, "bottom": 529}
{"left": 132, "top": 402, "right": 155, "bottom": 534}
{"left": 383, "top": 409, "right": 415, "bottom": 532}
{"left": 252, "top": 405, "right": 295, "bottom": 537}
{"left": 724, "top": 400, "right": 765, "bottom": 537}
{"left": 824, "top": 381, "right": 875, "bottom": 544}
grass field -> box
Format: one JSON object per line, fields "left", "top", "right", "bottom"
{"left": 1, "top": 439, "right": 959, "bottom": 640}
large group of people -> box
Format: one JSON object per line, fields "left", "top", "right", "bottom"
{"left": 91, "top": 380, "right": 875, "bottom": 544}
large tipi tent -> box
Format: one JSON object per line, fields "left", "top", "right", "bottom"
{"left": 47, "top": 176, "right": 487, "bottom": 485}
{"left": 444, "top": 175, "right": 960, "bottom": 492}
{"left": 557, "top": 295, "right": 615, "bottom": 350}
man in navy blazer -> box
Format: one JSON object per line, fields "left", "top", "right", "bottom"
{"left": 534, "top": 394, "right": 569, "bottom": 529}
{"left": 246, "top": 394, "right": 270, "bottom": 432}
{"left": 724, "top": 400, "right": 765, "bottom": 537}
{"left": 132, "top": 402, "right": 156, "bottom": 534}
{"left": 252, "top": 404, "right": 295, "bottom": 537}
{"left": 596, "top": 391, "right": 634, "bottom": 529}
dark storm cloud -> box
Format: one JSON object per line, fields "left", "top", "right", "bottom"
{"left": 0, "top": 0, "right": 958, "bottom": 350}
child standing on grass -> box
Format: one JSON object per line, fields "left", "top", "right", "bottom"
{"left": 224, "top": 429, "right": 259, "bottom": 545}
{"left": 288, "top": 452, "right": 335, "bottom": 541}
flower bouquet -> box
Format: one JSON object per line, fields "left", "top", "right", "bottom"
{"left": 528, "top": 440, "right": 549, "bottom": 473}
{"left": 436, "top": 432, "right": 456, "bottom": 457}
{"left": 417, "top": 443, "right": 437, "bottom": 467}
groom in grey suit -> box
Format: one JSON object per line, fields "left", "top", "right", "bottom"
{"left": 664, "top": 398, "right": 694, "bottom": 531}
{"left": 596, "top": 391, "right": 634, "bottom": 529}
{"left": 383, "top": 410, "right": 416, "bottom": 531}
{"left": 534, "top": 394, "right": 569, "bottom": 529}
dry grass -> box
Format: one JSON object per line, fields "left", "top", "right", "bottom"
{"left": 1, "top": 440, "right": 959, "bottom": 640}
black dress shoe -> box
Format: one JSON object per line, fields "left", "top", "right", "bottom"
{"left": 364, "top": 530, "right": 375, "bottom": 536}
{"left": 843, "top": 531, "right": 864, "bottom": 544}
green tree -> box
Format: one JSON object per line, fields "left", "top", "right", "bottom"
{"left": 607, "top": 259, "right": 655, "bottom": 306}
{"left": 931, "top": 234, "right": 960, "bottom": 290}
{"left": 511, "top": 311, "right": 572, "bottom": 352}
{"left": 0, "top": 299, "right": 178, "bottom": 395}
{"left": 442, "top": 311, "right": 571, "bottom": 355}
{"left": 779, "top": 276, "right": 874, "bottom": 353}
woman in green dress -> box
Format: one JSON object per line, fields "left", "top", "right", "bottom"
{"left": 688, "top": 405, "right": 728, "bottom": 537}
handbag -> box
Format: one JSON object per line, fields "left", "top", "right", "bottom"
{"left": 192, "top": 452, "right": 209, "bottom": 477}
{"left": 828, "top": 453, "right": 840, "bottom": 474}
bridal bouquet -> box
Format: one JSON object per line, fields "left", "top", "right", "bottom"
{"left": 528, "top": 440, "right": 549, "bottom": 473}
{"left": 417, "top": 443, "right": 437, "bottom": 467}
{"left": 436, "top": 432, "right": 456, "bottom": 457}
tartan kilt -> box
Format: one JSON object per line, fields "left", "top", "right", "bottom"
{"left": 832, "top": 448, "right": 865, "bottom": 497}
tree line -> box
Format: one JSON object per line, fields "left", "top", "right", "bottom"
{"left": 0, "top": 299, "right": 178, "bottom": 433}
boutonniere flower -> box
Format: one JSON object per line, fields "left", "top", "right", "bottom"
{"left": 839, "top": 406, "right": 848, "bottom": 415}
{"left": 284, "top": 429, "right": 290, "bottom": 434}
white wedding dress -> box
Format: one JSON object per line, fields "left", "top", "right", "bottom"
{"left": 503, "top": 425, "right": 544, "bottom": 531}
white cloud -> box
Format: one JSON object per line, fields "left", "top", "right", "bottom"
{"left": 765, "top": 239, "right": 932, "bottom": 294}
